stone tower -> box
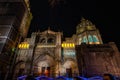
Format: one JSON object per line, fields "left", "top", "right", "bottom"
{"left": 76, "top": 18, "right": 103, "bottom": 45}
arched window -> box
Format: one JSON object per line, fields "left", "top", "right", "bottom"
{"left": 47, "top": 38, "right": 54, "bottom": 44}
{"left": 40, "top": 38, "right": 46, "bottom": 43}
{"left": 79, "top": 38, "right": 82, "bottom": 45}
{"left": 93, "top": 35, "right": 99, "bottom": 42}
{"left": 88, "top": 35, "right": 93, "bottom": 42}
{"left": 82, "top": 36, "right": 87, "bottom": 43}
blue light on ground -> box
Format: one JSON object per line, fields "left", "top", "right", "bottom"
{"left": 88, "top": 76, "right": 103, "bottom": 80}
{"left": 55, "top": 76, "right": 67, "bottom": 79}
{"left": 17, "top": 75, "right": 104, "bottom": 80}
{"left": 76, "top": 76, "right": 88, "bottom": 80}
{"left": 17, "top": 75, "right": 27, "bottom": 80}
{"left": 66, "top": 78, "right": 73, "bottom": 80}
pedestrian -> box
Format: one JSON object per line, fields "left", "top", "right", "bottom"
{"left": 103, "top": 74, "right": 116, "bottom": 80}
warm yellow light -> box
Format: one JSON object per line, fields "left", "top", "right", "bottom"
{"left": 18, "top": 44, "right": 22, "bottom": 48}
{"left": 95, "top": 42, "right": 100, "bottom": 44}
{"left": 64, "top": 43, "right": 66, "bottom": 47}
{"left": 70, "top": 43, "right": 72, "bottom": 47}
{"left": 25, "top": 44, "right": 28, "bottom": 48}
{"left": 62, "top": 43, "right": 75, "bottom": 48}
{"left": 62, "top": 44, "right": 64, "bottom": 47}
{"left": 72, "top": 43, "right": 75, "bottom": 47}
{"left": 18, "top": 43, "right": 29, "bottom": 49}
{"left": 89, "top": 42, "right": 93, "bottom": 44}
{"left": 21, "top": 44, "right": 23, "bottom": 48}
{"left": 67, "top": 44, "right": 69, "bottom": 47}
{"left": 27, "top": 44, "right": 29, "bottom": 48}
{"left": 23, "top": 44, "right": 26, "bottom": 48}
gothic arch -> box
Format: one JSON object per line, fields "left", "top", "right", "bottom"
{"left": 15, "top": 60, "right": 25, "bottom": 67}
{"left": 39, "top": 38, "right": 46, "bottom": 43}
{"left": 35, "top": 54, "right": 55, "bottom": 67}
{"left": 47, "top": 35, "right": 56, "bottom": 44}
{"left": 63, "top": 59, "right": 77, "bottom": 69}
{"left": 64, "top": 58, "right": 76, "bottom": 62}
{"left": 35, "top": 55, "right": 55, "bottom": 75}
{"left": 14, "top": 60, "right": 26, "bottom": 76}
{"left": 47, "top": 37, "right": 55, "bottom": 44}
{"left": 88, "top": 35, "right": 93, "bottom": 42}
{"left": 82, "top": 36, "right": 88, "bottom": 43}
{"left": 55, "top": 59, "right": 78, "bottom": 75}
{"left": 34, "top": 51, "right": 55, "bottom": 64}
{"left": 93, "top": 35, "right": 99, "bottom": 42}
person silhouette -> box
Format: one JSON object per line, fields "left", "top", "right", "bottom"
{"left": 103, "top": 74, "right": 116, "bottom": 80}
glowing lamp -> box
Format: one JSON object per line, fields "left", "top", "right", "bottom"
{"left": 62, "top": 43, "right": 75, "bottom": 48}
{"left": 95, "top": 42, "right": 100, "bottom": 44}
{"left": 89, "top": 42, "right": 93, "bottom": 44}
{"left": 18, "top": 42, "right": 29, "bottom": 49}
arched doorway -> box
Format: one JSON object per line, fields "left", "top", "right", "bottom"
{"left": 63, "top": 60, "right": 78, "bottom": 78}
{"left": 34, "top": 55, "right": 54, "bottom": 77}
{"left": 14, "top": 61, "right": 25, "bottom": 78}
{"left": 37, "top": 61, "right": 50, "bottom": 77}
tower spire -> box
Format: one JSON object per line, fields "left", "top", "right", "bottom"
{"left": 81, "top": 17, "right": 85, "bottom": 21}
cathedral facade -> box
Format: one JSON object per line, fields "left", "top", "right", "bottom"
{"left": 14, "top": 18, "right": 120, "bottom": 78}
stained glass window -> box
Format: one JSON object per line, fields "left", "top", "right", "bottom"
{"left": 93, "top": 35, "right": 99, "bottom": 42}
{"left": 88, "top": 35, "right": 93, "bottom": 42}
{"left": 82, "top": 36, "right": 87, "bottom": 43}
{"left": 79, "top": 38, "right": 82, "bottom": 45}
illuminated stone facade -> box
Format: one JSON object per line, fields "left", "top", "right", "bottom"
{"left": 15, "top": 28, "right": 79, "bottom": 77}
{"left": 15, "top": 18, "right": 120, "bottom": 78}
{"left": 76, "top": 18, "right": 103, "bottom": 45}
{"left": 61, "top": 35, "right": 79, "bottom": 76}
{"left": 15, "top": 29, "right": 63, "bottom": 77}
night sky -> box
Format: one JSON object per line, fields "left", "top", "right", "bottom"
{"left": 28, "top": 0, "right": 120, "bottom": 48}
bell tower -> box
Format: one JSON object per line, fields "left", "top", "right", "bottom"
{"left": 76, "top": 18, "right": 103, "bottom": 45}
